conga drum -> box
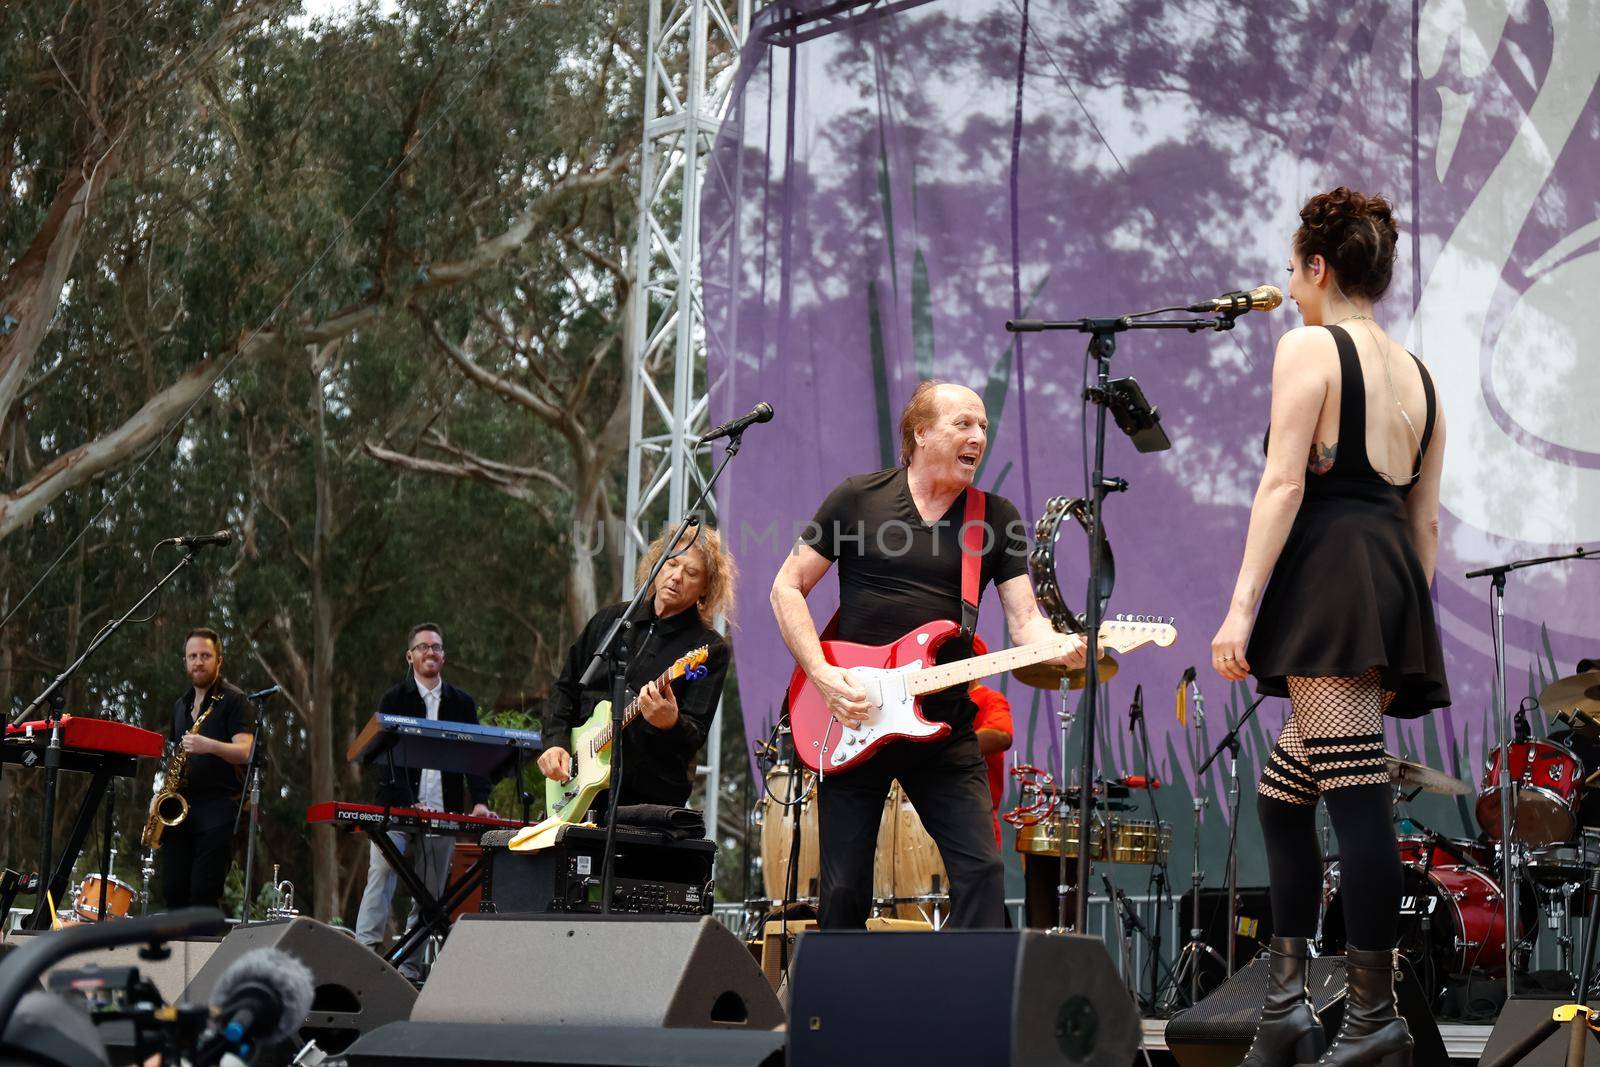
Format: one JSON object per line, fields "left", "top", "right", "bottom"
{"left": 872, "top": 783, "right": 948, "bottom": 920}
{"left": 758, "top": 764, "right": 819, "bottom": 901}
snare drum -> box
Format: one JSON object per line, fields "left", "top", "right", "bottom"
{"left": 1527, "top": 830, "right": 1600, "bottom": 890}
{"left": 72, "top": 873, "right": 135, "bottom": 923}
{"left": 1476, "top": 739, "right": 1584, "bottom": 845}
{"left": 1395, "top": 834, "right": 1491, "bottom": 870}
{"left": 757, "top": 765, "right": 819, "bottom": 901}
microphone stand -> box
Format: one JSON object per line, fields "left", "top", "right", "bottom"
{"left": 582, "top": 431, "right": 750, "bottom": 914}
{"left": 1007, "top": 308, "right": 1238, "bottom": 933}
{"left": 1466, "top": 545, "right": 1595, "bottom": 996}
{"left": 233, "top": 688, "right": 276, "bottom": 924}
{"left": 6, "top": 543, "right": 215, "bottom": 929}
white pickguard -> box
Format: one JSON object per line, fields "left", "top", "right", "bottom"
{"left": 825, "top": 663, "right": 944, "bottom": 768}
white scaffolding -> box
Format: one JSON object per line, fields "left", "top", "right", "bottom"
{"left": 624, "top": 0, "right": 758, "bottom": 848}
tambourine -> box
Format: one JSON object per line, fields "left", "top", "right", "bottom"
{"left": 1028, "top": 496, "right": 1114, "bottom": 635}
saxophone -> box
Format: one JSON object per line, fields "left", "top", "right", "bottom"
{"left": 142, "top": 688, "right": 219, "bottom": 850}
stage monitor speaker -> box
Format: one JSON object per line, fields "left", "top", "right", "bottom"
{"left": 181, "top": 917, "right": 416, "bottom": 1055}
{"left": 413, "top": 914, "right": 785, "bottom": 1030}
{"left": 1173, "top": 887, "right": 1273, "bottom": 997}
{"left": 1480, "top": 996, "right": 1600, "bottom": 1067}
{"left": 2, "top": 931, "right": 222, "bottom": 1002}
{"left": 1165, "top": 953, "right": 1445, "bottom": 1067}
{"left": 344, "top": 1021, "right": 787, "bottom": 1067}
{"left": 786, "top": 930, "right": 1139, "bottom": 1067}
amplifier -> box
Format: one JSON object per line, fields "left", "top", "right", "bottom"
{"left": 481, "top": 825, "right": 715, "bottom": 916}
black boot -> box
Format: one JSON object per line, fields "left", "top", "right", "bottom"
{"left": 1243, "top": 937, "right": 1326, "bottom": 1067}
{"left": 1300, "top": 946, "right": 1412, "bottom": 1067}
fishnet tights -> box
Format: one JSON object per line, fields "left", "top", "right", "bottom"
{"left": 1259, "top": 669, "right": 1394, "bottom": 804}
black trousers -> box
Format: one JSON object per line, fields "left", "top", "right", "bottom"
{"left": 161, "top": 817, "right": 236, "bottom": 911}
{"left": 816, "top": 727, "right": 1005, "bottom": 929}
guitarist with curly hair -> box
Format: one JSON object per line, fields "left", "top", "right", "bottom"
{"left": 538, "top": 527, "right": 736, "bottom": 818}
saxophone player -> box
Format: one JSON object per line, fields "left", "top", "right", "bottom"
{"left": 154, "top": 628, "right": 255, "bottom": 911}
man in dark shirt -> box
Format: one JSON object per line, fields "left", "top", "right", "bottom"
{"left": 538, "top": 527, "right": 735, "bottom": 811}
{"left": 355, "top": 622, "right": 492, "bottom": 981}
{"left": 771, "top": 380, "right": 1084, "bottom": 929}
{"left": 159, "top": 627, "right": 256, "bottom": 911}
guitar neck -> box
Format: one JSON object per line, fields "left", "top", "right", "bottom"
{"left": 906, "top": 636, "right": 1072, "bottom": 696}
{"left": 593, "top": 664, "right": 675, "bottom": 751}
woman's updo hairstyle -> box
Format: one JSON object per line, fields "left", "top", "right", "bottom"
{"left": 1293, "top": 187, "right": 1400, "bottom": 302}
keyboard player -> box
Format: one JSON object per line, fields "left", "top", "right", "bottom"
{"left": 354, "top": 622, "right": 493, "bottom": 981}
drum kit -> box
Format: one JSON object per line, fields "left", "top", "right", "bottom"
{"left": 1319, "top": 668, "right": 1600, "bottom": 1008}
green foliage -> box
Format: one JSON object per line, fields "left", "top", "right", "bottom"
{"left": 0, "top": 0, "right": 660, "bottom": 922}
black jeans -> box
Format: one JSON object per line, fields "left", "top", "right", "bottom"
{"left": 816, "top": 727, "right": 1004, "bottom": 929}
{"left": 161, "top": 815, "right": 236, "bottom": 911}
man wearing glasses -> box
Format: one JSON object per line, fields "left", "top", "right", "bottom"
{"left": 354, "top": 622, "right": 493, "bottom": 982}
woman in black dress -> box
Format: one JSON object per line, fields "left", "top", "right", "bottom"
{"left": 1211, "top": 187, "right": 1449, "bottom": 1067}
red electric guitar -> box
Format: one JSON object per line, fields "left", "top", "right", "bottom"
{"left": 787, "top": 616, "right": 1177, "bottom": 774}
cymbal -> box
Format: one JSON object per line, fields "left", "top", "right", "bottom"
{"left": 1385, "top": 752, "right": 1472, "bottom": 796}
{"left": 1541, "top": 671, "right": 1600, "bottom": 722}
{"left": 1011, "top": 653, "right": 1119, "bottom": 690}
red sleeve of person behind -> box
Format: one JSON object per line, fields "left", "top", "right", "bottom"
{"left": 969, "top": 683, "right": 1014, "bottom": 846}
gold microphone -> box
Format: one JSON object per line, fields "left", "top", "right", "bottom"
{"left": 1188, "top": 284, "right": 1283, "bottom": 314}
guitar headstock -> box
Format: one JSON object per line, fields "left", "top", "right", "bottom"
{"left": 1099, "top": 613, "right": 1178, "bottom": 650}
{"left": 674, "top": 645, "right": 712, "bottom": 681}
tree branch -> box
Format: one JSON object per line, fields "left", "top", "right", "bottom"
{"left": 362, "top": 441, "right": 556, "bottom": 523}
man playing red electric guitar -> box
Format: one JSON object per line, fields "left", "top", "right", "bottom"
{"left": 771, "top": 380, "right": 1086, "bottom": 929}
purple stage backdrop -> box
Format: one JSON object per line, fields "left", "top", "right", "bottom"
{"left": 702, "top": 0, "right": 1600, "bottom": 885}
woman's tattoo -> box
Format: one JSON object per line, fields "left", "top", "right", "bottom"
{"left": 1308, "top": 441, "right": 1337, "bottom": 475}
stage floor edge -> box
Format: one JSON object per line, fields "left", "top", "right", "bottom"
{"left": 1139, "top": 1016, "right": 1492, "bottom": 1063}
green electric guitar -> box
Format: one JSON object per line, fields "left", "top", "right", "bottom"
{"left": 544, "top": 645, "right": 711, "bottom": 824}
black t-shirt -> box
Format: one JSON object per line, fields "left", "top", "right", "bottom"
{"left": 543, "top": 600, "right": 731, "bottom": 808}
{"left": 804, "top": 468, "right": 1029, "bottom": 724}
{"left": 169, "top": 681, "right": 256, "bottom": 828}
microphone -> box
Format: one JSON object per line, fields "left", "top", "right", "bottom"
{"left": 158, "top": 529, "right": 233, "bottom": 549}
{"left": 1112, "top": 775, "right": 1163, "bottom": 790}
{"left": 246, "top": 685, "right": 280, "bottom": 701}
{"left": 1186, "top": 284, "right": 1283, "bottom": 315}
{"left": 1128, "top": 683, "right": 1143, "bottom": 733}
{"left": 698, "top": 402, "right": 774, "bottom": 444}
{"left": 201, "top": 947, "right": 314, "bottom": 1055}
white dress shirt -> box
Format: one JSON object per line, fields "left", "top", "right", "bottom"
{"left": 415, "top": 677, "right": 445, "bottom": 811}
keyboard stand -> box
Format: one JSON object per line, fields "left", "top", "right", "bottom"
{"left": 365, "top": 823, "right": 492, "bottom": 969}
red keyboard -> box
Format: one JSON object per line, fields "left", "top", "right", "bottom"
{"left": 305, "top": 801, "right": 528, "bottom": 836}
{"left": 3, "top": 715, "right": 164, "bottom": 759}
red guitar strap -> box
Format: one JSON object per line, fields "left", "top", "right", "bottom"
{"left": 960, "top": 487, "right": 986, "bottom": 639}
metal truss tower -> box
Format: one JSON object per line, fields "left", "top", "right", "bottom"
{"left": 624, "top": 0, "right": 758, "bottom": 848}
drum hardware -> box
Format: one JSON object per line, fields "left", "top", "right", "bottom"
{"left": 1171, "top": 689, "right": 1265, "bottom": 1005}
{"left": 1464, "top": 546, "right": 1594, "bottom": 996}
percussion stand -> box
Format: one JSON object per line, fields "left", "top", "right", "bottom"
{"left": 1468, "top": 547, "right": 1595, "bottom": 996}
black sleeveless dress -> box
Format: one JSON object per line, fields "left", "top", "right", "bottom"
{"left": 1246, "top": 324, "right": 1451, "bottom": 718}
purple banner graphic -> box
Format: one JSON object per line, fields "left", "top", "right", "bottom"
{"left": 703, "top": 0, "right": 1600, "bottom": 883}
